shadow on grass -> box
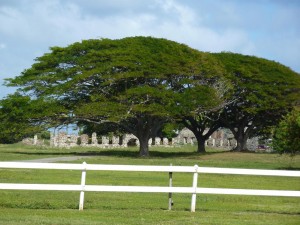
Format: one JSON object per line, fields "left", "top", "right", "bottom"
{"left": 6, "top": 148, "right": 229, "bottom": 159}
{"left": 7, "top": 150, "right": 199, "bottom": 158}
{"left": 277, "top": 166, "right": 300, "bottom": 170}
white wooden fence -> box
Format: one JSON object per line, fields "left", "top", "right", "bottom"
{"left": 0, "top": 162, "right": 299, "bottom": 212}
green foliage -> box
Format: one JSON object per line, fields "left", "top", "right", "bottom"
{"left": 273, "top": 109, "right": 300, "bottom": 155}
{"left": 0, "top": 93, "right": 68, "bottom": 143}
{"left": 215, "top": 52, "right": 300, "bottom": 117}
{"left": 79, "top": 122, "right": 126, "bottom": 137}
{"left": 0, "top": 94, "right": 41, "bottom": 143}
{"left": 161, "top": 122, "right": 183, "bottom": 139}
{"left": 37, "top": 131, "right": 51, "bottom": 140}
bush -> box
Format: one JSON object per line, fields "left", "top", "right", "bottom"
{"left": 272, "top": 109, "right": 300, "bottom": 155}
{"left": 38, "top": 131, "right": 51, "bottom": 140}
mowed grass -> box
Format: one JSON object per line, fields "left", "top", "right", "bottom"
{"left": 0, "top": 144, "right": 299, "bottom": 225}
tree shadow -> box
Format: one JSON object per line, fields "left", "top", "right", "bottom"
{"left": 6, "top": 148, "right": 230, "bottom": 159}
{"left": 7, "top": 150, "right": 138, "bottom": 158}
{"left": 276, "top": 166, "right": 300, "bottom": 170}
{"left": 5, "top": 143, "right": 236, "bottom": 160}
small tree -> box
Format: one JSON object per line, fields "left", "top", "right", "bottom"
{"left": 272, "top": 109, "right": 300, "bottom": 155}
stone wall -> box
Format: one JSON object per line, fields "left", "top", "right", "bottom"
{"left": 27, "top": 128, "right": 264, "bottom": 151}
{"left": 22, "top": 135, "right": 44, "bottom": 146}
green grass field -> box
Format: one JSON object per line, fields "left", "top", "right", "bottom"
{"left": 0, "top": 144, "right": 299, "bottom": 225}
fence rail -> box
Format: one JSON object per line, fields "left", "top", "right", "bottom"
{"left": 0, "top": 162, "right": 299, "bottom": 212}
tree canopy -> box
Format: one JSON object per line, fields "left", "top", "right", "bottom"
{"left": 6, "top": 37, "right": 224, "bottom": 156}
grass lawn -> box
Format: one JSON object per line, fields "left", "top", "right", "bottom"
{"left": 0, "top": 144, "right": 299, "bottom": 224}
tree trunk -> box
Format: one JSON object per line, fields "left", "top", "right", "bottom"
{"left": 196, "top": 136, "right": 206, "bottom": 153}
{"left": 182, "top": 117, "right": 221, "bottom": 154}
{"left": 121, "top": 116, "right": 165, "bottom": 157}
{"left": 233, "top": 130, "right": 248, "bottom": 151}
{"left": 138, "top": 136, "right": 150, "bottom": 157}
{"left": 235, "top": 136, "right": 247, "bottom": 151}
{"left": 223, "top": 115, "right": 254, "bottom": 152}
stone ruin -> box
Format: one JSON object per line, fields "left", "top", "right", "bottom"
{"left": 175, "top": 128, "right": 264, "bottom": 150}
{"left": 80, "top": 134, "right": 89, "bottom": 146}
{"left": 91, "top": 132, "right": 98, "bottom": 145}
{"left": 22, "top": 135, "right": 44, "bottom": 146}
{"left": 176, "top": 127, "right": 239, "bottom": 149}
{"left": 25, "top": 128, "right": 265, "bottom": 151}
{"left": 45, "top": 132, "right": 174, "bottom": 149}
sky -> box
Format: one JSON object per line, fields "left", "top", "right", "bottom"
{"left": 0, "top": 0, "right": 300, "bottom": 99}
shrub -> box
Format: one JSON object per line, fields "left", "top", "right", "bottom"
{"left": 272, "top": 109, "right": 300, "bottom": 155}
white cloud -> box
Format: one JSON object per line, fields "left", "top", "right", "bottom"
{"left": 0, "top": 0, "right": 289, "bottom": 57}
{"left": 156, "top": 0, "right": 197, "bottom": 24}
{"left": 0, "top": 0, "right": 299, "bottom": 99}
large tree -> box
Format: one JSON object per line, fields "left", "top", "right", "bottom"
{"left": 182, "top": 111, "right": 222, "bottom": 153}
{"left": 6, "top": 37, "right": 222, "bottom": 156}
{"left": 177, "top": 78, "right": 231, "bottom": 153}
{"left": 214, "top": 52, "right": 300, "bottom": 151}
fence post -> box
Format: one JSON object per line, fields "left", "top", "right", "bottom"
{"left": 79, "top": 161, "right": 87, "bottom": 210}
{"left": 168, "top": 163, "right": 173, "bottom": 210}
{"left": 191, "top": 164, "right": 198, "bottom": 212}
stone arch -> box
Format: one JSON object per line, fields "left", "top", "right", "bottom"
{"left": 127, "top": 138, "right": 138, "bottom": 146}
{"left": 123, "top": 134, "right": 139, "bottom": 147}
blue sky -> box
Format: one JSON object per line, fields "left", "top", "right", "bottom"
{"left": 0, "top": 0, "right": 299, "bottom": 99}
